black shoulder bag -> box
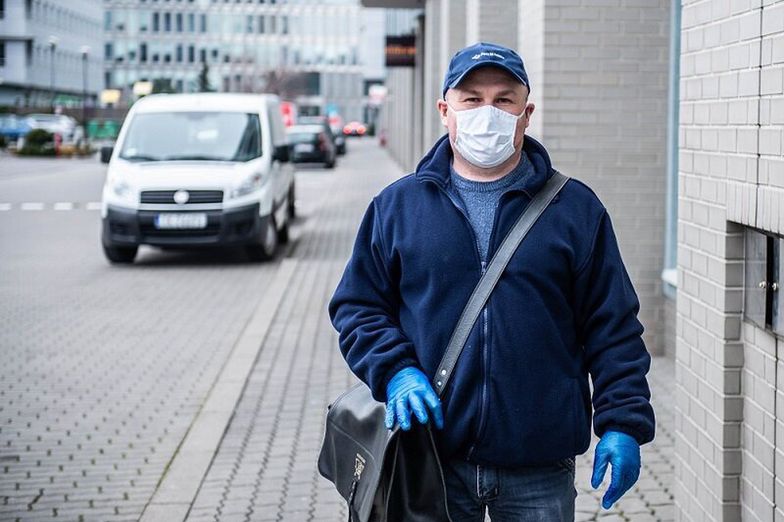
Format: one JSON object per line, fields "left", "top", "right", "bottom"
{"left": 318, "top": 171, "right": 570, "bottom": 522}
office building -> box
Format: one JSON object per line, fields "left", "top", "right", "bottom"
{"left": 0, "top": 0, "right": 104, "bottom": 107}
{"left": 103, "top": 0, "right": 384, "bottom": 121}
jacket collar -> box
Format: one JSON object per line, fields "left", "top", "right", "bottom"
{"left": 414, "top": 133, "right": 554, "bottom": 198}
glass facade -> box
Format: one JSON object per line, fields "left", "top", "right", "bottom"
{"left": 104, "top": 0, "right": 366, "bottom": 112}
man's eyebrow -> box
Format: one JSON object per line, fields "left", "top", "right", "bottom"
{"left": 455, "top": 88, "right": 520, "bottom": 97}
{"left": 456, "top": 88, "right": 483, "bottom": 96}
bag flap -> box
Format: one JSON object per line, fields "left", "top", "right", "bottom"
{"left": 318, "top": 383, "right": 397, "bottom": 522}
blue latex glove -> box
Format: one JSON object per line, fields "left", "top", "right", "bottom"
{"left": 591, "top": 431, "right": 641, "bottom": 509}
{"left": 384, "top": 367, "right": 444, "bottom": 431}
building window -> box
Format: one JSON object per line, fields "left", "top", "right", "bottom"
{"left": 187, "top": 45, "right": 194, "bottom": 63}
{"left": 257, "top": 15, "right": 264, "bottom": 34}
{"left": 164, "top": 12, "right": 171, "bottom": 31}
{"left": 176, "top": 13, "right": 183, "bottom": 31}
{"left": 176, "top": 44, "right": 183, "bottom": 62}
{"left": 0, "top": 0, "right": 5, "bottom": 19}
{"left": 246, "top": 15, "right": 253, "bottom": 33}
{"left": 104, "top": 43, "right": 113, "bottom": 60}
{"left": 104, "top": 10, "right": 112, "bottom": 31}
{"left": 269, "top": 15, "right": 276, "bottom": 33}
{"left": 0, "top": 42, "right": 5, "bottom": 67}
{"left": 139, "top": 10, "right": 149, "bottom": 31}
{"left": 152, "top": 12, "right": 160, "bottom": 31}
{"left": 199, "top": 48, "right": 206, "bottom": 63}
{"left": 188, "top": 13, "right": 195, "bottom": 32}
{"left": 200, "top": 13, "right": 207, "bottom": 32}
{"left": 140, "top": 43, "right": 148, "bottom": 62}
{"left": 281, "top": 15, "right": 288, "bottom": 35}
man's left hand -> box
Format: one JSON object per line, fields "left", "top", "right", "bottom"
{"left": 590, "top": 431, "right": 641, "bottom": 509}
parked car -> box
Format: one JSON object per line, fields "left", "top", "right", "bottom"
{"left": 286, "top": 124, "right": 337, "bottom": 168}
{"left": 100, "top": 93, "right": 295, "bottom": 264}
{"left": 26, "top": 113, "right": 84, "bottom": 146}
{"left": 0, "top": 114, "right": 32, "bottom": 142}
{"left": 342, "top": 121, "right": 367, "bottom": 137}
{"left": 297, "top": 115, "right": 345, "bottom": 155}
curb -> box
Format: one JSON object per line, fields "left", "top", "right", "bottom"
{"left": 139, "top": 258, "right": 299, "bottom": 522}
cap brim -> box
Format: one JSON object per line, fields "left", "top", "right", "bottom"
{"left": 446, "top": 62, "right": 528, "bottom": 96}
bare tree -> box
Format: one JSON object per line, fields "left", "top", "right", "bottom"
{"left": 261, "top": 69, "right": 312, "bottom": 99}
{"left": 197, "top": 61, "right": 213, "bottom": 92}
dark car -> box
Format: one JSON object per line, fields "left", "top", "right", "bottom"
{"left": 286, "top": 124, "right": 336, "bottom": 168}
{"left": 297, "top": 115, "right": 346, "bottom": 155}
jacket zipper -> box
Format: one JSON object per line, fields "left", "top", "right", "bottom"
{"left": 436, "top": 184, "right": 491, "bottom": 461}
{"left": 467, "top": 264, "right": 490, "bottom": 460}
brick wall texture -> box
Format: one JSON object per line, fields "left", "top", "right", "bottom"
{"left": 519, "top": 0, "right": 671, "bottom": 356}
{"left": 677, "top": 0, "right": 784, "bottom": 520}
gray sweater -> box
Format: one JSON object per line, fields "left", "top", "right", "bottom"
{"left": 449, "top": 153, "right": 535, "bottom": 262}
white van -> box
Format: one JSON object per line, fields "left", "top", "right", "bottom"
{"left": 100, "top": 93, "right": 295, "bottom": 263}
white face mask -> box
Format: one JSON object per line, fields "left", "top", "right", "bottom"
{"left": 448, "top": 103, "right": 525, "bottom": 169}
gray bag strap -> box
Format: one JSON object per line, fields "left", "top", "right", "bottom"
{"left": 432, "top": 170, "right": 570, "bottom": 396}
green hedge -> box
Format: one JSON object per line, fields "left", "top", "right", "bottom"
{"left": 18, "top": 129, "right": 56, "bottom": 156}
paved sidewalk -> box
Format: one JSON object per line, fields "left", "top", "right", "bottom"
{"left": 185, "top": 140, "right": 675, "bottom": 522}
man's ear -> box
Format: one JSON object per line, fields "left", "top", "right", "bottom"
{"left": 523, "top": 102, "right": 535, "bottom": 129}
{"left": 437, "top": 99, "right": 449, "bottom": 127}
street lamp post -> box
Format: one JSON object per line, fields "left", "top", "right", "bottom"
{"left": 81, "top": 46, "right": 90, "bottom": 127}
{"left": 48, "top": 36, "right": 58, "bottom": 110}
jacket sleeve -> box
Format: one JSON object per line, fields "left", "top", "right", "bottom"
{"left": 328, "top": 199, "right": 420, "bottom": 402}
{"left": 573, "top": 209, "right": 656, "bottom": 445}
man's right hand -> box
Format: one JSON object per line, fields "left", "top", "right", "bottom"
{"left": 385, "top": 367, "right": 444, "bottom": 431}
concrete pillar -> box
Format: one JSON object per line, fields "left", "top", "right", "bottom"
{"left": 466, "top": 0, "right": 518, "bottom": 48}
{"left": 423, "top": 0, "right": 443, "bottom": 151}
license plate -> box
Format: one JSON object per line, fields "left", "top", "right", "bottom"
{"left": 294, "top": 143, "right": 314, "bottom": 153}
{"left": 154, "top": 213, "right": 208, "bottom": 229}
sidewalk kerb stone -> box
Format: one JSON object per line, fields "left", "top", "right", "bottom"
{"left": 138, "top": 258, "right": 299, "bottom": 522}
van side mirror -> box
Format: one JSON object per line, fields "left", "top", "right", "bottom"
{"left": 100, "top": 146, "right": 113, "bottom": 164}
{"left": 273, "top": 144, "right": 289, "bottom": 163}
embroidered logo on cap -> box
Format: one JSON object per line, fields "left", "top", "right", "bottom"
{"left": 471, "top": 51, "right": 504, "bottom": 60}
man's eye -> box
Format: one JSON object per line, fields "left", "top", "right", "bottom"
{"left": 497, "top": 98, "right": 512, "bottom": 103}
{"left": 464, "top": 98, "right": 481, "bottom": 102}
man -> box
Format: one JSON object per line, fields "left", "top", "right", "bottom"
{"left": 329, "top": 42, "right": 655, "bottom": 521}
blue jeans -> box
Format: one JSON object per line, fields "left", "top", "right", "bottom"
{"left": 444, "top": 457, "right": 577, "bottom": 522}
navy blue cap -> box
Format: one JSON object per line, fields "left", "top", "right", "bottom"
{"left": 442, "top": 42, "right": 529, "bottom": 98}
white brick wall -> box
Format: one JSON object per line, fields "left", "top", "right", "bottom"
{"left": 520, "top": 0, "right": 670, "bottom": 355}
{"left": 677, "top": 0, "right": 784, "bottom": 520}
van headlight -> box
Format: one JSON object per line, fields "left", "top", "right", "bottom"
{"left": 112, "top": 180, "right": 131, "bottom": 198}
{"left": 231, "top": 173, "right": 263, "bottom": 198}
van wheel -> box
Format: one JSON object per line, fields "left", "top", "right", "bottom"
{"left": 103, "top": 244, "right": 137, "bottom": 264}
{"left": 246, "top": 216, "right": 278, "bottom": 262}
{"left": 287, "top": 185, "right": 296, "bottom": 219}
{"left": 277, "top": 217, "right": 290, "bottom": 244}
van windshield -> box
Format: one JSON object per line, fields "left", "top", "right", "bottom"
{"left": 119, "top": 111, "right": 262, "bottom": 162}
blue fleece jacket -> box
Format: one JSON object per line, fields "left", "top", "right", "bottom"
{"left": 328, "top": 134, "right": 656, "bottom": 467}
